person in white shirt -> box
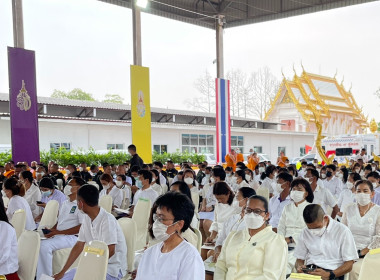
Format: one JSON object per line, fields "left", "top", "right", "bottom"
{"left": 152, "top": 161, "right": 167, "bottom": 186}
{"left": 201, "top": 167, "right": 212, "bottom": 187}
{"left": 305, "top": 168, "right": 339, "bottom": 218}
{"left": 205, "top": 182, "right": 238, "bottom": 244}
{"left": 278, "top": 177, "right": 314, "bottom": 274}
{"left": 298, "top": 162, "right": 308, "bottom": 178}
{"left": 115, "top": 174, "right": 132, "bottom": 208}
{"left": 337, "top": 172, "right": 361, "bottom": 216}
{"left": 99, "top": 173, "right": 123, "bottom": 209}
{"left": 260, "top": 165, "right": 277, "bottom": 197}
{"left": 215, "top": 195, "right": 288, "bottom": 279}
{"left": 131, "top": 170, "right": 159, "bottom": 213}
{"left": 367, "top": 171, "right": 380, "bottom": 194}
{"left": 232, "top": 169, "right": 251, "bottom": 192}
{"left": 3, "top": 177, "right": 35, "bottom": 230}
{"left": 244, "top": 169, "right": 260, "bottom": 190}
{"left": 19, "top": 170, "right": 41, "bottom": 219}
{"left": 54, "top": 184, "right": 127, "bottom": 280}
{"left": 342, "top": 180, "right": 380, "bottom": 280}
{"left": 35, "top": 165, "right": 47, "bottom": 184}
{"left": 150, "top": 169, "right": 163, "bottom": 195}
{"left": 294, "top": 204, "right": 358, "bottom": 280}
{"left": 269, "top": 172, "right": 293, "bottom": 232}
{"left": 324, "top": 164, "right": 343, "bottom": 199}
{"left": 37, "top": 177, "right": 86, "bottom": 280}
{"left": 136, "top": 191, "right": 204, "bottom": 280}
{"left": 0, "top": 195, "right": 20, "bottom": 279}
{"left": 115, "top": 164, "right": 133, "bottom": 186}
{"left": 225, "top": 167, "right": 236, "bottom": 187}
{"left": 355, "top": 148, "right": 368, "bottom": 163}
{"left": 212, "top": 187, "right": 256, "bottom": 263}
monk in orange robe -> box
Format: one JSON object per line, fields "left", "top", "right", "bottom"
{"left": 3, "top": 162, "right": 15, "bottom": 178}
{"left": 248, "top": 152, "right": 260, "bottom": 171}
{"left": 225, "top": 149, "right": 244, "bottom": 171}
{"left": 276, "top": 151, "right": 288, "bottom": 168}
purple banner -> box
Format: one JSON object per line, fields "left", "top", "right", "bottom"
{"left": 8, "top": 47, "right": 40, "bottom": 164}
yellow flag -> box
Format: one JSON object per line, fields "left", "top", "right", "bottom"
{"left": 130, "top": 65, "right": 152, "bottom": 163}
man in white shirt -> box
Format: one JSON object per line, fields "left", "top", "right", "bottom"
{"left": 37, "top": 177, "right": 86, "bottom": 280}
{"left": 305, "top": 169, "right": 339, "bottom": 219}
{"left": 298, "top": 162, "right": 308, "bottom": 178}
{"left": 355, "top": 148, "right": 368, "bottom": 163}
{"left": 53, "top": 184, "right": 127, "bottom": 280}
{"left": 269, "top": 172, "right": 293, "bottom": 232}
{"left": 131, "top": 170, "right": 158, "bottom": 211}
{"left": 294, "top": 204, "right": 358, "bottom": 280}
{"left": 323, "top": 164, "right": 343, "bottom": 199}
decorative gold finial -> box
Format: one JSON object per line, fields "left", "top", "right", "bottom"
{"left": 369, "top": 119, "right": 377, "bottom": 133}
{"left": 349, "top": 83, "right": 352, "bottom": 92}
{"left": 281, "top": 68, "right": 285, "bottom": 78}
{"left": 293, "top": 64, "right": 297, "bottom": 75}
{"left": 334, "top": 69, "right": 338, "bottom": 79}
{"left": 300, "top": 61, "right": 305, "bottom": 72}
{"left": 341, "top": 76, "right": 344, "bottom": 86}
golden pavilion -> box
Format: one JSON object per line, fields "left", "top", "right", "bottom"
{"left": 264, "top": 68, "right": 368, "bottom": 136}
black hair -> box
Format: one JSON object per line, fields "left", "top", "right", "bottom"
{"left": 71, "top": 171, "right": 82, "bottom": 178}
{"left": 155, "top": 192, "right": 194, "bottom": 233}
{"left": 306, "top": 163, "right": 315, "bottom": 169}
{"left": 287, "top": 165, "right": 298, "bottom": 177}
{"left": 90, "top": 164, "right": 97, "bottom": 171}
{"left": 0, "top": 194, "right": 10, "bottom": 224}
{"left": 150, "top": 169, "right": 161, "bottom": 185}
{"left": 153, "top": 161, "right": 164, "bottom": 169}
{"left": 130, "top": 165, "right": 140, "bottom": 174}
{"left": 340, "top": 167, "right": 349, "bottom": 184}
{"left": 20, "top": 170, "right": 33, "bottom": 184}
{"left": 117, "top": 174, "right": 127, "bottom": 181}
{"left": 308, "top": 168, "right": 320, "bottom": 180}
{"left": 4, "top": 177, "right": 25, "bottom": 197}
{"left": 142, "top": 164, "right": 149, "bottom": 170}
{"left": 278, "top": 168, "right": 288, "bottom": 174}
{"left": 355, "top": 180, "right": 374, "bottom": 192}
{"left": 235, "top": 169, "right": 248, "bottom": 183}
{"left": 277, "top": 172, "right": 293, "bottom": 183}
{"left": 212, "top": 167, "right": 226, "bottom": 181}
{"left": 238, "top": 187, "right": 256, "bottom": 198}
{"left": 303, "top": 204, "right": 325, "bottom": 224}
{"left": 205, "top": 166, "right": 212, "bottom": 172}
{"left": 225, "top": 167, "right": 233, "bottom": 172}
{"left": 39, "top": 177, "right": 55, "bottom": 190}
{"left": 248, "top": 195, "right": 269, "bottom": 212}
{"left": 70, "top": 176, "right": 86, "bottom": 186}
{"left": 138, "top": 169, "right": 153, "bottom": 184}
{"left": 128, "top": 144, "right": 137, "bottom": 151}
{"left": 67, "top": 164, "right": 76, "bottom": 170}
{"left": 290, "top": 178, "right": 314, "bottom": 203}
{"left": 364, "top": 164, "right": 373, "bottom": 171}
{"left": 261, "top": 165, "right": 276, "bottom": 181}
{"left": 349, "top": 172, "right": 362, "bottom": 182}
{"left": 213, "top": 182, "right": 234, "bottom": 205}
{"left": 170, "top": 181, "right": 192, "bottom": 201}
{"left": 367, "top": 172, "right": 380, "bottom": 180}
{"left": 77, "top": 184, "right": 99, "bottom": 207}
{"left": 326, "top": 164, "right": 336, "bottom": 172}
{"left": 100, "top": 173, "right": 113, "bottom": 183}
{"left": 236, "top": 162, "right": 246, "bottom": 169}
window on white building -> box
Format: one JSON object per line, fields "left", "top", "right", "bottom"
{"left": 182, "top": 134, "right": 214, "bottom": 154}
{"left": 300, "top": 147, "right": 306, "bottom": 156}
{"left": 153, "top": 145, "right": 168, "bottom": 154}
{"left": 107, "top": 144, "right": 124, "bottom": 150}
{"left": 254, "top": 146, "right": 263, "bottom": 153}
{"left": 50, "top": 143, "right": 71, "bottom": 151}
{"left": 278, "top": 147, "right": 286, "bottom": 156}
{"left": 231, "top": 136, "right": 244, "bottom": 153}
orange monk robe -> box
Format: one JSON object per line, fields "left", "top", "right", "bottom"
{"left": 248, "top": 156, "right": 259, "bottom": 171}
{"left": 225, "top": 153, "right": 245, "bottom": 171}
{"left": 277, "top": 156, "right": 288, "bottom": 168}
{"left": 4, "top": 170, "right": 15, "bottom": 178}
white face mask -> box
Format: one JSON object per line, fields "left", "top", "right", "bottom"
{"left": 36, "top": 172, "right": 45, "bottom": 178}
{"left": 210, "top": 177, "right": 215, "bottom": 183}
{"left": 236, "top": 168, "right": 241, "bottom": 171}
{"left": 346, "top": 182, "right": 354, "bottom": 190}
{"left": 226, "top": 173, "right": 232, "bottom": 177}
{"left": 356, "top": 193, "right": 371, "bottom": 206}
{"left": 245, "top": 174, "right": 251, "bottom": 181}
{"left": 355, "top": 169, "right": 360, "bottom": 173}
{"left": 152, "top": 177, "right": 156, "bottom": 183}
{"left": 276, "top": 183, "right": 284, "bottom": 194}
{"left": 103, "top": 184, "right": 111, "bottom": 190}
{"left": 321, "top": 173, "right": 327, "bottom": 179}
{"left": 184, "top": 178, "right": 193, "bottom": 185}
{"left": 152, "top": 219, "right": 177, "bottom": 242}
{"left": 316, "top": 168, "right": 321, "bottom": 173}
{"left": 116, "top": 181, "right": 123, "bottom": 188}
{"left": 65, "top": 169, "right": 71, "bottom": 175}
{"left": 373, "top": 182, "right": 378, "bottom": 188}
{"left": 232, "top": 198, "right": 243, "bottom": 213}
{"left": 290, "top": 190, "right": 305, "bottom": 203}
{"left": 259, "top": 167, "right": 265, "bottom": 173}
{"left": 372, "top": 167, "right": 376, "bottom": 172}
{"left": 337, "top": 173, "right": 343, "bottom": 179}
{"left": 308, "top": 225, "right": 326, "bottom": 237}
{"left": 244, "top": 212, "right": 265, "bottom": 229}
{"left": 79, "top": 167, "right": 84, "bottom": 172}
{"left": 64, "top": 185, "right": 72, "bottom": 196}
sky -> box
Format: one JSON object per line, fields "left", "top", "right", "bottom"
{"left": 0, "top": 0, "right": 379, "bottom": 121}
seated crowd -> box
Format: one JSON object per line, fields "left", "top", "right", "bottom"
{"left": 1, "top": 145, "right": 380, "bottom": 280}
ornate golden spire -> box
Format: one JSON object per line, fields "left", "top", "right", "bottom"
{"left": 370, "top": 118, "right": 377, "bottom": 133}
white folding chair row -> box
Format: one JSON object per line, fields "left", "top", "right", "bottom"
{"left": 99, "top": 195, "right": 113, "bottom": 213}
{"left": 132, "top": 198, "right": 151, "bottom": 250}
{"left": 38, "top": 200, "right": 59, "bottom": 230}
{"left": 52, "top": 248, "right": 82, "bottom": 276}
{"left": 18, "top": 230, "right": 40, "bottom": 280}
{"left": 191, "top": 192, "right": 200, "bottom": 213}
{"left": 118, "top": 218, "right": 137, "bottom": 276}
{"left": 10, "top": 209, "right": 26, "bottom": 240}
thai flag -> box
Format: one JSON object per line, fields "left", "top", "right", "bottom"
{"left": 215, "top": 78, "right": 231, "bottom": 164}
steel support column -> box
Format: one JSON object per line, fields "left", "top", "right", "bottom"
{"left": 12, "top": 0, "right": 25, "bottom": 48}
{"left": 216, "top": 15, "right": 224, "bottom": 78}
{"left": 132, "top": 1, "right": 142, "bottom": 66}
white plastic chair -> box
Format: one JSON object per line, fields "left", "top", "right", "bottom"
{"left": 191, "top": 192, "right": 200, "bottom": 213}
{"left": 118, "top": 218, "right": 137, "bottom": 274}
{"left": 38, "top": 200, "right": 59, "bottom": 229}
{"left": 132, "top": 198, "right": 151, "bottom": 250}
{"left": 87, "top": 180, "right": 100, "bottom": 190}
{"left": 2, "top": 196, "right": 9, "bottom": 208}
{"left": 193, "top": 228, "right": 202, "bottom": 253}
{"left": 256, "top": 187, "right": 269, "bottom": 202}
{"left": 99, "top": 195, "right": 113, "bottom": 213}
{"left": 120, "top": 188, "right": 128, "bottom": 209}
{"left": 18, "top": 231, "right": 41, "bottom": 280}
{"left": 73, "top": 240, "right": 109, "bottom": 280}
{"left": 56, "top": 179, "right": 64, "bottom": 190}
{"left": 10, "top": 209, "right": 26, "bottom": 239}
{"left": 52, "top": 248, "right": 82, "bottom": 275}
{"left": 358, "top": 249, "right": 380, "bottom": 280}
{"left": 168, "top": 177, "right": 173, "bottom": 186}
{"left": 288, "top": 273, "right": 321, "bottom": 279}
{"left": 161, "top": 184, "right": 168, "bottom": 194}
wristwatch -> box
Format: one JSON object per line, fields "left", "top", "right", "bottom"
{"left": 329, "top": 271, "right": 336, "bottom": 280}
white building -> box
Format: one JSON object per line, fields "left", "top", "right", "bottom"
{"left": 0, "top": 93, "right": 315, "bottom": 162}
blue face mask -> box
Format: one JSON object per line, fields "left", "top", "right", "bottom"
{"left": 42, "top": 190, "right": 52, "bottom": 197}
{"left": 136, "top": 180, "right": 143, "bottom": 189}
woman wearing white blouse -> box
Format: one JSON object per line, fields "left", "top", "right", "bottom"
{"left": 99, "top": 173, "right": 123, "bottom": 209}
{"left": 278, "top": 178, "right": 314, "bottom": 274}
{"left": 342, "top": 180, "right": 380, "bottom": 280}
{"left": 215, "top": 195, "right": 288, "bottom": 279}
{"left": 337, "top": 172, "right": 361, "bottom": 217}
{"left": 150, "top": 169, "right": 163, "bottom": 195}
{"left": 0, "top": 197, "right": 20, "bottom": 279}
{"left": 232, "top": 170, "right": 251, "bottom": 192}
{"left": 260, "top": 165, "right": 277, "bottom": 197}
{"left": 3, "top": 177, "right": 35, "bottom": 230}
{"left": 20, "top": 170, "right": 41, "bottom": 219}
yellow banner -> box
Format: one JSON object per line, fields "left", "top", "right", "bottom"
{"left": 130, "top": 65, "right": 152, "bottom": 163}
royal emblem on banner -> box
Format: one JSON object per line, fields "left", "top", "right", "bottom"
{"left": 16, "top": 80, "right": 32, "bottom": 111}
{"left": 137, "top": 90, "right": 146, "bottom": 117}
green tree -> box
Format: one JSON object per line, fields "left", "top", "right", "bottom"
{"left": 378, "top": 122, "right": 380, "bottom": 132}
{"left": 103, "top": 94, "right": 124, "bottom": 104}
{"left": 51, "top": 88, "right": 96, "bottom": 101}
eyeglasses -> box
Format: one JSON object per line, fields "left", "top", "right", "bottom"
{"left": 244, "top": 207, "right": 267, "bottom": 215}
{"left": 153, "top": 214, "right": 175, "bottom": 223}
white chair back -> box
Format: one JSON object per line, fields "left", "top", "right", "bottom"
{"left": 56, "top": 179, "right": 64, "bottom": 190}
{"left": 38, "top": 200, "right": 59, "bottom": 229}
{"left": 118, "top": 218, "right": 137, "bottom": 273}
{"left": 99, "top": 195, "right": 113, "bottom": 213}
{"left": 52, "top": 248, "right": 82, "bottom": 275}
{"left": 168, "top": 177, "right": 174, "bottom": 186}
{"left": 256, "top": 187, "right": 269, "bottom": 202}
{"left": 161, "top": 184, "right": 168, "bottom": 194}
{"left": 73, "top": 240, "right": 109, "bottom": 280}
{"left": 193, "top": 228, "right": 202, "bottom": 253}
{"left": 358, "top": 250, "right": 380, "bottom": 280}
{"left": 18, "top": 231, "right": 40, "bottom": 280}
{"left": 10, "top": 209, "right": 26, "bottom": 239}
{"left": 132, "top": 198, "right": 151, "bottom": 250}
{"left": 120, "top": 187, "right": 128, "bottom": 209}
{"left": 191, "top": 192, "right": 200, "bottom": 213}
{"left": 87, "top": 180, "right": 99, "bottom": 190}
{"left": 2, "top": 196, "right": 10, "bottom": 208}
